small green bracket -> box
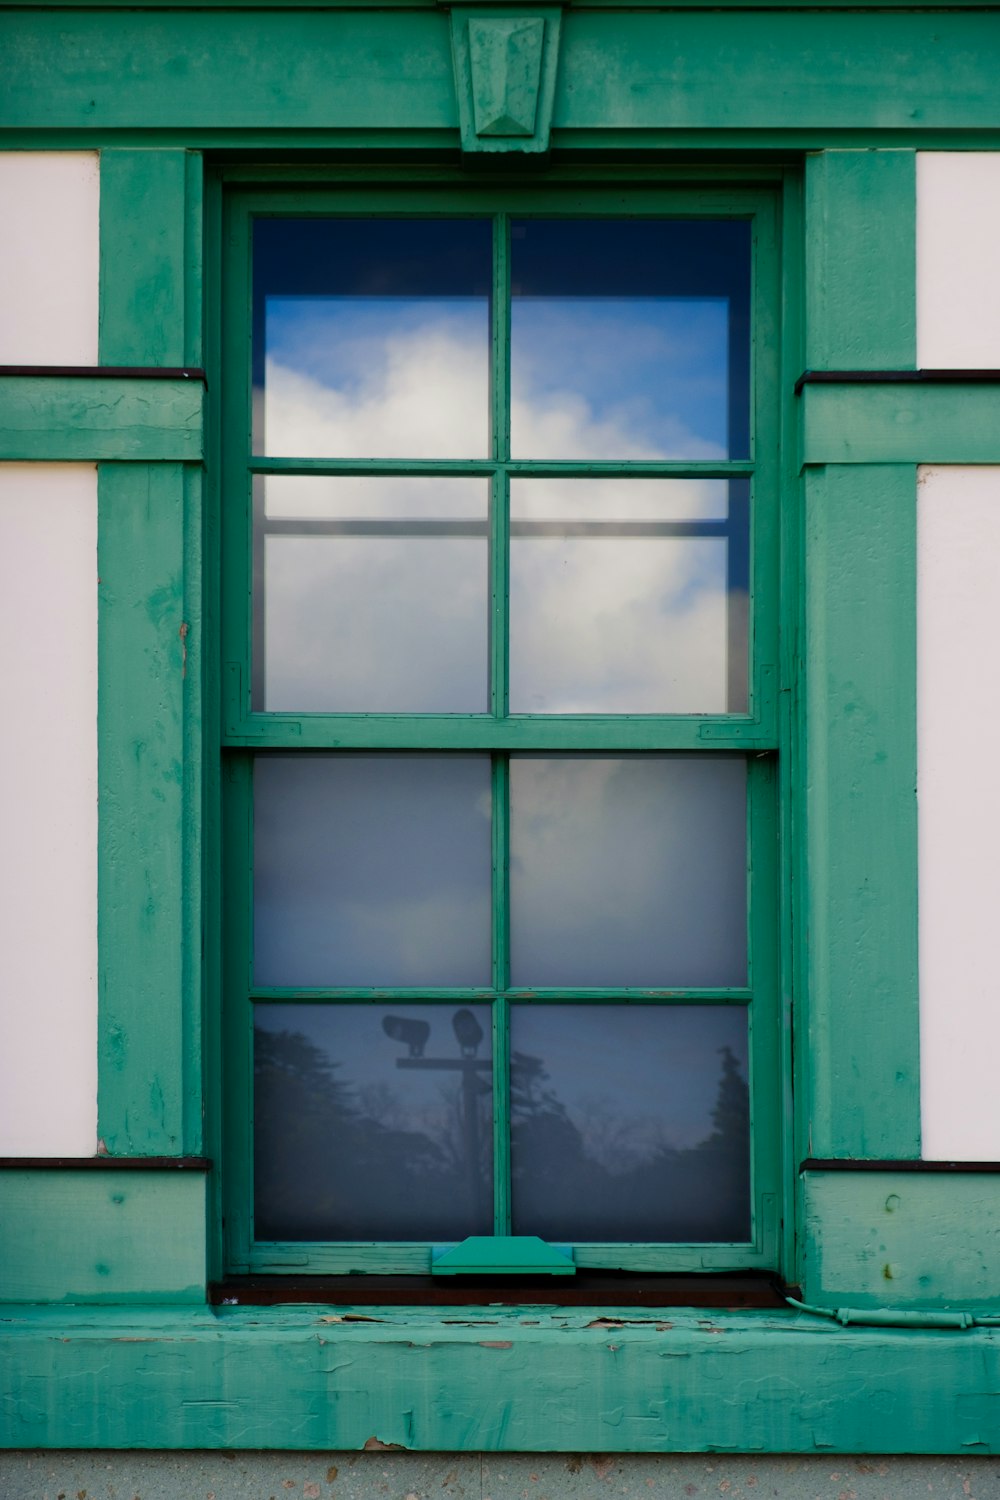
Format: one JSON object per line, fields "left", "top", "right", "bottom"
{"left": 432, "top": 1237, "right": 576, "bottom": 1275}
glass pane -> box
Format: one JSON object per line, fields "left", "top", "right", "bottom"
{"left": 509, "top": 755, "right": 747, "bottom": 987}
{"left": 253, "top": 476, "right": 489, "bottom": 713}
{"left": 509, "top": 1005, "right": 750, "bottom": 1242}
{"left": 254, "top": 1003, "right": 493, "bottom": 1241}
{"left": 510, "top": 219, "right": 750, "bottom": 460}
{"left": 254, "top": 755, "right": 492, "bottom": 987}
{"left": 509, "top": 479, "right": 748, "bottom": 713}
{"left": 253, "top": 219, "right": 491, "bottom": 457}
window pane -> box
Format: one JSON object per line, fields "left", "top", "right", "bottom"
{"left": 253, "top": 476, "right": 489, "bottom": 712}
{"left": 510, "top": 220, "right": 750, "bottom": 460}
{"left": 509, "top": 755, "right": 747, "bottom": 987}
{"left": 253, "top": 218, "right": 491, "bottom": 457}
{"left": 254, "top": 1003, "right": 493, "bottom": 1241}
{"left": 254, "top": 755, "right": 492, "bottom": 987}
{"left": 509, "top": 1004, "right": 750, "bottom": 1242}
{"left": 509, "top": 478, "right": 748, "bottom": 713}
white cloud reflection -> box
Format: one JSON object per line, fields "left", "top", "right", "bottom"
{"left": 259, "top": 314, "right": 746, "bottom": 715}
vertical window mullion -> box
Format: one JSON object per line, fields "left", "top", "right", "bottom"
{"left": 491, "top": 753, "right": 511, "bottom": 1233}
{"left": 491, "top": 213, "right": 511, "bottom": 718}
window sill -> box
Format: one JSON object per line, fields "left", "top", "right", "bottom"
{"left": 3, "top": 1300, "right": 999, "bottom": 1453}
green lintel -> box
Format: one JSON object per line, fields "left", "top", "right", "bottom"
{"left": 0, "top": 376, "right": 203, "bottom": 463}
{"left": 3, "top": 10, "right": 1000, "bottom": 133}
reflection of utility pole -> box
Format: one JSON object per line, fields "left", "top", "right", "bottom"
{"left": 382, "top": 1011, "right": 490, "bottom": 1224}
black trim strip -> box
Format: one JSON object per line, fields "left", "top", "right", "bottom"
{"left": 801, "top": 1158, "right": 1000, "bottom": 1174}
{"left": 210, "top": 1271, "right": 794, "bottom": 1310}
{"left": 0, "top": 1156, "right": 212, "bottom": 1171}
{"left": 794, "top": 369, "right": 1000, "bottom": 397}
{"left": 0, "top": 365, "right": 207, "bottom": 383}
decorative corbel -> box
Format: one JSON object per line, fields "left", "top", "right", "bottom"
{"left": 445, "top": 3, "right": 565, "bottom": 156}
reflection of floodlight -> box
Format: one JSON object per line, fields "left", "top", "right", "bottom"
{"left": 452, "top": 1008, "right": 484, "bottom": 1057}
{"left": 382, "top": 1015, "right": 430, "bottom": 1059}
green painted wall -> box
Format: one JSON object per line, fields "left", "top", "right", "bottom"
{"left": 0, "top": 1172, "right": 207, "bottom": 1304}
{"left": 0, "top": 376, "right": 202, "bottom": 462}
{"left": 802, "top": 1171, "right": 1000, "bottom": 1312}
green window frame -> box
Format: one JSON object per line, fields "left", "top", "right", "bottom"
{"left": 219, "top": 175, "right": 786, "bottom": 1279}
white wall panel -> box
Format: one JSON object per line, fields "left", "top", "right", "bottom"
{"left": 0, "top": 152, "right": 100, "bottom": 364}
{"left": 917, "top": 153, "right": 1000, "bottom": 369}
{"left": 918, "top": 465, "right": 1000, "bottom": 1160}
{"left": 0, "top": 465, "right": 98, "bottom": 1155}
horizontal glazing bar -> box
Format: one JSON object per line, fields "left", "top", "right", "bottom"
{"left": 224, "top": 716, "right": 777, "bottom": 751}
{"left": 261, "top": 518, "right": 738, "bottom": 540}
{"left": 250, "top": 457, "right": 754, "bottom": 479}
{"left": 248, "top": 989, "right": 752, "bottom": 1004}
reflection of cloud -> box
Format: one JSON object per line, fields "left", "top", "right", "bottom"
{"left": 259, "top": 319, "right": 744, "bottom": 715}
{"left": 508, "top": 756, "right": 747, "bottom": 988}
{"left": 263, "top": 308, "right": 489, "bottom": 459}
{"left": 264, "top": 534, "right": 487, "bottom": 713}
{"left": 510, "top": 298, "right": 729, "bottom": 459}
{"left": 263, "top": 298, "right": 728, "bottom": 460}
{"left": 254, "top": 756, "right": 492, "bottom": 987}
{"left": 510, "top": 536, "right": 738, "bottom": 713}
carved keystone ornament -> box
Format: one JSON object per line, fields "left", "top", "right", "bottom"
{"left": 449, "top": 6, "right": 563, "bottom": 154}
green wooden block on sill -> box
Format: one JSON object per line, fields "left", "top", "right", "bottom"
{"left": 432, "top": 1236, "right": 575, "bottom": 1275}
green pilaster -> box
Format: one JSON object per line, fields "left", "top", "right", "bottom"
{"left": 801, "top": 464, "right": 920, "bottom": 1161}
{"left": 96, "top": 150, "right": 206, "bottom": 1158}
{"left": 805, "top": 151, "right": 916, "bottom": 371}
{"left": 100, "top": 149, "right": 203, "bottom": 366}
{"left": 98, "top": 463, "right": 195, "bottom": 1154}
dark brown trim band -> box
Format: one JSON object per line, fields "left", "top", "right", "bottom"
{"left": 210, "top": 1271, "right": 793, "bottom": 1309}
{"left": 0, "top": 1156, "right": 212, "bottom": 1171}
{"left": 0, "top": 365, "right": 207, "bottom": 383}
{"left": 794, "top": 369, "right": 1000, "bottom": 397}
{"left": 801, "top": 1158, "right": 1000, "bottom": 1173}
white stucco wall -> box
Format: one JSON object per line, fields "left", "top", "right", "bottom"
{"left": 0, "top": 465, "right": 99, "bottom": 1154}
{"left": 917, "top": 465, "right": 1000, "bottom": 1161}
{"left": 0, "top": 152, "right": 99, "bottom": 364}
{"left": 917, "top": 152, "right": 1000, "bottom": 369}
{"left": 0, "top": 152, "right": 100, "bottom": 1154}
{"left": 916, "top": 154, "right": 1000, "bottom": 1159}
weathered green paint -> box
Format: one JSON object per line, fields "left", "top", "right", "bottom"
{"left": 98, "top": 463, "right": 193, "bottom": 1155}
{"left": 805, "top": 151, "right": 915, "bottom": 371}
{"left": 6, "top": 1305, "right": 1000, "bottom": 1452}
{"left": 99, "top": 149, "right": 203, "bottom": 367}
{"left": 802, "top": 1170, "right": 1000, "bottom": 1314}
{"left": 451, "top": 7, "right": 561, "bottom": 153}
{"left": 0, "top": 376, "right": 202, "bottom": 462}
{"left": 802, "top": 383, "right": 1000, "bottom": 466}
{"left": 0, "top": 1172, "right": 206, "bottom": 1304}
{"left": 4, "top": 10, "right": 1000, "bottom": 136}
{"left": 801, "top": 465, "right": 919, "bottom": 1161}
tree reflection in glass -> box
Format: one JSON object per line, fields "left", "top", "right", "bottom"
{"left": 254, "top": 1004, "right": 493, "bottom": 1242}
{"left": 509, "top": 1005, "right": 750, "bottom": 1242}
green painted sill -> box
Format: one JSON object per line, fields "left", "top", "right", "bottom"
{"left": 4, "top": 1303, "right": 1000, "bottom": 1453}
